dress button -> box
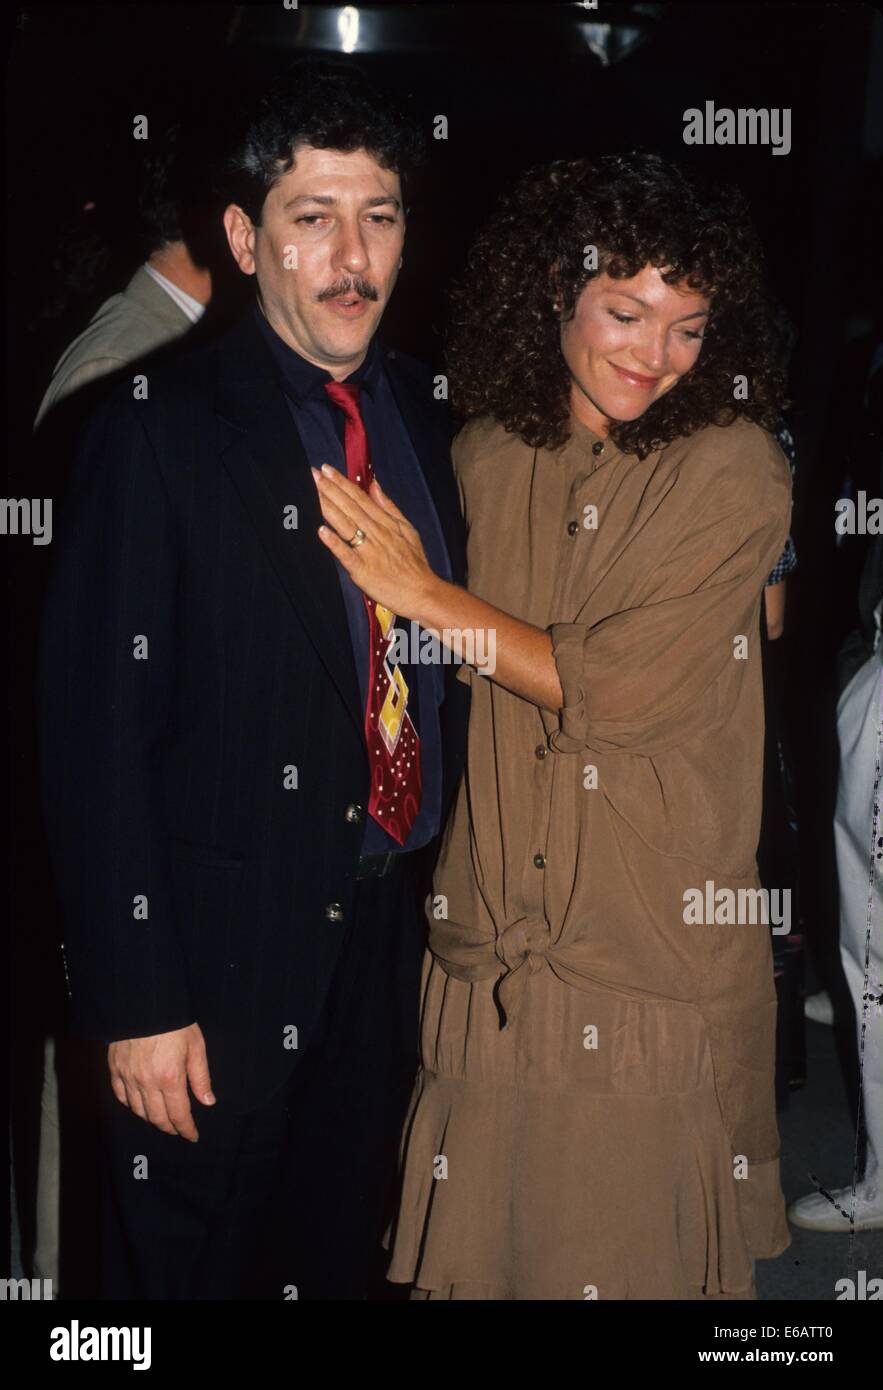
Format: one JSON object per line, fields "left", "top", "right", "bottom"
{"left": 324, "top": 902, "right": 345, "bottom": 922}
{"left": 567, "top": 520, "right": 579, "bottom": 536}
{"left": 344, "top": 803, "right": 364, "bottom": 825}
{"left": 535, "top": 745, "right": 547, "bottom": 759}
{"left": 533, "top": 853, "right": 546, "bottom": 869}
{"left": 592, "top": 441, "right": 604, "bottom": 456}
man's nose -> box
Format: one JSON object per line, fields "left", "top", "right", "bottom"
{"left": 332, "top": 222, "right": 370, "bottom": 277}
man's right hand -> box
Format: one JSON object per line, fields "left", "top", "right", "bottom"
{"left": 108, "top": 1022, "right": 216, "bottom": 1141}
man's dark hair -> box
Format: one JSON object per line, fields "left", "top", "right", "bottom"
{"left": 219, "top": 60, "right": 426, "bottom": 225}
{"left": 137, "top": 121, "right": 185, "bottom": 256}
{"left": 137, "top": 110, "right": 220, "bottom": 262}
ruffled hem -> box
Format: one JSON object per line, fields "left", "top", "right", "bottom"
{"left": 382, "top": 960, "right": 790, "bottom": 1300}
{"left": 408, "top": 1280, "right": 758, "bottom": 1301}
{"left": 383, "top": 1077, "right": 787, "bottom": 1299}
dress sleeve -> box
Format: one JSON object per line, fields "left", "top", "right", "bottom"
{"left": 547, "top": 427, "right": 792, "bottom": 757}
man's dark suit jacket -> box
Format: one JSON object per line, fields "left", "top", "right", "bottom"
{"left": 36, "top": 305, "right": 470, "bottom": 1114}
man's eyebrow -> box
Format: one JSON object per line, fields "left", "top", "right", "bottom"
{"left": 607, "top": 290, "right": 709, "bottom": 322}
{"left": 281, "top": 193, "right": 402, "bottom": 212}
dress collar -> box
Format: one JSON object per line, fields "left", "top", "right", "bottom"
{"left": 567, "top": 411, "right": 618, "bottom": 467}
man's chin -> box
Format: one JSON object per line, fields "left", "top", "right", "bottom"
{"left": 313, "top": 312, "right": 381, "bottom": 360}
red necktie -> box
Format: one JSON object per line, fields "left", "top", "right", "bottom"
{"left": 324, "top": 381, "right": 422, "bottom": 846}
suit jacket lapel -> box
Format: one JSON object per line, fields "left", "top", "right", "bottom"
{"left": 214, "top": 312, "right": 366, "bottom": 742}
{"left": 382, "top": 351, "right": 467, "bottom": 587}
{"left": 381, "top": 350, "right": 470, "bottom": 763}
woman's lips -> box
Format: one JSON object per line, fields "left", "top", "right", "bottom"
{"left": 610, "top": 362, "right": 660, "bottom": 389}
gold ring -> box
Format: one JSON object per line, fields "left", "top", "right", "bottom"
{"left": 348, "top": 527, "right": 367, "bottom": 548}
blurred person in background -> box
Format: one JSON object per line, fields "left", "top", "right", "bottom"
{"left": 30, "top": 111, "right": 218, "bottom": 1297}
{"left": 34, "top": 117, "right": 215, "bottom": 434}
{"left": 788, "top": 342, "right": 883, "bottom": 1233}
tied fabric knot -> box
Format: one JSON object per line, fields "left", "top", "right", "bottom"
{"left": 494, "top": 917, "right": 554, "bottom": 1028}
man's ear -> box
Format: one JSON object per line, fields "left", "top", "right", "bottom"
{"left": 222, "top": 204, "right": 257, "bottom": 277}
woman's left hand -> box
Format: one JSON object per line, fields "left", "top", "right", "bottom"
{"left": 311, "top": 464, "right": 438, "bottom": 620}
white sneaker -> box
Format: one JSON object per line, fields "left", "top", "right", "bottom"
{"left": 788, "top": 1182, "right": 883, "bottom": 1232}
{"left": 804, "top": 990, "right": 835, "bottom": 1025}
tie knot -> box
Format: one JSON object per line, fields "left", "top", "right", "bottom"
{"left": 324, "top": 378, "right": 372, "bottom": 490}
{"left": 324, "top": 380, "right": 361, "bottom": 420}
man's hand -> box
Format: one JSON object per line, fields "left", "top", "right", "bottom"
{"left": 108, "top": 1022, "right": 216, "bottom": 1141}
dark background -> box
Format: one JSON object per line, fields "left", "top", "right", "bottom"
{"left": 5, "top": 0, "right": 883, "bottom": 1296}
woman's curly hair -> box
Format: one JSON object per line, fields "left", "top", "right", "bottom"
{"left": 446, "top": 152, "right": 788, "bottom": 458}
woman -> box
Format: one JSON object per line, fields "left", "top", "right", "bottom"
{"left": 313, "top": 152, "right": 793, "bottom": 1299}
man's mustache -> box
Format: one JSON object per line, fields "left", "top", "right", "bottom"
{"left": 317, "top": 278, "right": 379, "bottom": 302}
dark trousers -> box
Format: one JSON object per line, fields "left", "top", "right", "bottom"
{"left": 98, "top": 857, "right": 425, "bottom": 1300}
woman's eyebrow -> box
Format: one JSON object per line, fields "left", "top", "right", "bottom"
{"left": 607, "top": 291, "right": 709, "bottom": 322}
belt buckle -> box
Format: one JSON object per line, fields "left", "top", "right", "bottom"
{"left": 378, "top": 850, "right": 397, "bottom": 878}
{"left": 357, "top": 850, "right": 398, "bottom": 880}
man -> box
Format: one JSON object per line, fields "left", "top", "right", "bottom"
{"left": 35, "top": 122, "right": 213, "bottom": 432}
{"left": 37, "top": 61, "right": 469, "bottom": 1300}
{"left": 31, "top": 118, "right": 213, "bottom": 1300}
{"left": 33, "top": 242, "right": 211, "bottom": 430}
{"left": 789, "top": 359, "right": 883, "bottom": 1235}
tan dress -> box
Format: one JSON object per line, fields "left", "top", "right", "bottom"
{"left": 384, "top": 411, "right": 794, "bottom": 1299}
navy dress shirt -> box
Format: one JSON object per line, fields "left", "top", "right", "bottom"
{"left": 252, "top": 300, "right": 451, "bottom": 854}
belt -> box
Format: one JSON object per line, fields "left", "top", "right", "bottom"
{"left": 355, "top": 850, "right": 402, "bottom": 880}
